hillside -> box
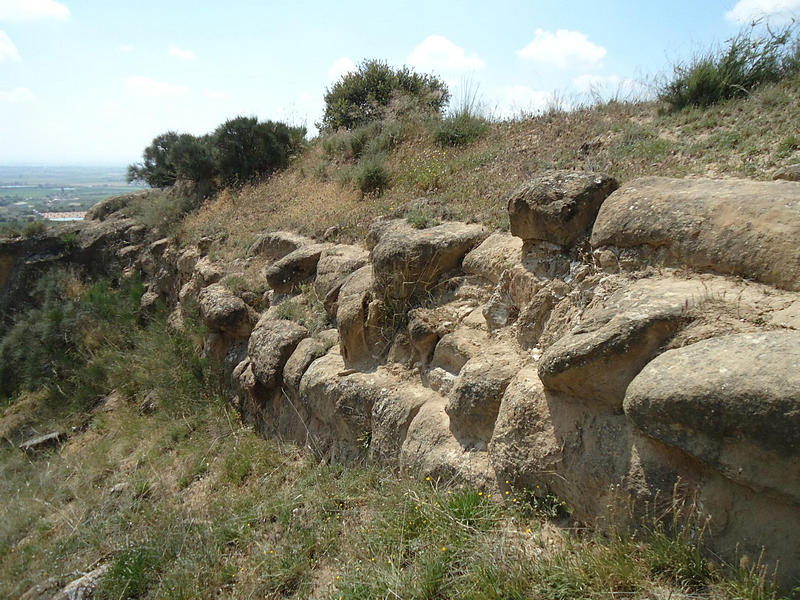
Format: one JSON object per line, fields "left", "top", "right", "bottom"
{"left": 2, "top": 68, "right": 800, "bottom": 600}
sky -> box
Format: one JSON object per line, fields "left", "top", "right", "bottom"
{"left": 0, "top": 0, "right": 799, "bottom": 165}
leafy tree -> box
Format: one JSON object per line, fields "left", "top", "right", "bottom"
{"left": 212, "top": 117, "right": 301, "bottom": 186}
{"left": 127, "top": 131, "right": 180, "bottom": 187}
{"left": 320, "top": 59, "right": 450, "bottom": 131}
{"left": 127, "top": 118, "right": 306, "bottom": 189}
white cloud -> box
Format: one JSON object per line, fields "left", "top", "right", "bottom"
{"left": 0, "top": 0, "right": 69, "bottom": 21}
{"left": 493, "top": 85, "right": 554, "bottom": 117}
{"left": 408, "top": 35, "right": 485, "bottom": 72}
{"left": 204, "top": 89, "right": 226, "bottom": 100}
{"left": 726, "top": 0, "right": 800, "bottom": 23}
{"left": 0, "top": 86, "right": 34, "bottom": 102}
{"left": 125, "top": 76, "right": 188, "bottom": 97}
{"left": 0, "top": 30, "right": 19, "bottom": 60}
{"left": 119, "top": 44, "right": 135, "bottom": 53}
{"left": 327, "top": 56, "right": 355, "bottom": 82}
{"left": 168, "top": 44, "right": 196, "bottom": 60}
{"left": 517, "top": 29, "right": 606, "bottom": 69}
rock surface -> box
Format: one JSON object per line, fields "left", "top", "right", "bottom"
{"left": 508, "top": 171, "right": 618, "bottom": 246}
{"left": 591, "top": 176, "right": 800, "bottom": 291}
{"left": 624, "top": 330, "right": 800, "bottom": 502}
{"left": 265, "top": 243, "right": 330, "bottom": 294}
{"left": 247, "top": 317, "right": 309, "bottom": 389}
{"left": 371, "top": 220, "right": 487, "bottom": 299}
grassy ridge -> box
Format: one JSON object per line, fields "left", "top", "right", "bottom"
{"left": 179, "top": 73, "right": 800, "bottom": 264}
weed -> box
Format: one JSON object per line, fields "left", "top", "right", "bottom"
{"left": 22, "top": 220, "right": 47, "bottom": 238}
{"left": 660, "top": 24, "right": 800, "bottom": 111}
{"left": 355, "top": 153, "right": 390, "bottom": 195}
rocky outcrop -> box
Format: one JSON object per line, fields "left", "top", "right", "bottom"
{"left": 371, "top": 220, "right": 487, "bottom": 299}
{"left": 248, "top": 317, "right": 309, "bottom": 389}
{"left": 591, "top": 177, "right": 800, "bottom": 291}
{"left": 88, "top": 172, "right": 800, "bottom": 588}
{"left": 508, "top": 170, "right": 618, "bottom": 246}
{"left": 264, "top": 243, "right": 330, "bottom": 294}
{"left": 624, "top": 330, "right": 800, "bottom": 503}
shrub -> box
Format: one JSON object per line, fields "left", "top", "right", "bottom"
{"left": 434, "top": 112, "right": 488, "bottom": 146}
{"left": 127, "top": 119, "right": 306, "bottom": 190}
{"left": 659, "top": 24, "right": 800, "bottom": 111}
{"left": 22, "top": 220, "right": 47, "bottom": 238}
{"left": 355, "top": 154, "right": 390, "bottom": 195}
{"left": 320, "top": 59, "right": 449, "bottom": 131}
{"left": 213, "top": 117, "right": 302, "bottom": 186}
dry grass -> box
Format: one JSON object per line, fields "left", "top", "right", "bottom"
{"left": 180, "top": 76, "right": 800, "bottom": 262}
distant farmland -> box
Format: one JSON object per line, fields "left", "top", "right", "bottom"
{"left": 0, "top": 165, "right": 142, "bottom": 223}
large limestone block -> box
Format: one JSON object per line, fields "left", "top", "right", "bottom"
{"left": 508, "top": 171, "right": 618, "bottom": 246}
{"left": 371, "top": 219, "right": 487, "bottom": 299}
{"left": 247, "top": 317, "right": 309, "bottom": 389}
{"left": 624, "top": 330, "right": 800, "bottom": 503}
{"left": 248, "top": 230, "right": 314, "bottom": 259}
{"left": 336, "top": 266, "right": 387, "bottom": 368}
{"left": 400, "top": 399, "right": 494, "bottom": 487}
{"left": 446, "top": 344, "right": 524, "bottom": 443}
{"left": 371, "top": 381, "right": 439, "bottom": 463}
{"left": 197, "top": 283, "right": 254, "bottom": 338}
{"left": 538, "top": 278, "right": 704, "bottom": 406}
{"left": 283, "top": 337, "right": 327, "bottom": 398}
{"left": 299, "top": 352, "right": 393, "bottom": 462}
{"left": 430, "top": 328, "right": 488, "bottom": 375}
{"left": 462, "top": 232, "right": 523, "bottom": 284}
{"left": 265, "top": 243, "right": 330, "bottom": 294}
{"left": 591, "top": 177, "right": 800, "bottom": 291}
{"left": 314, "top": 244, "right": 370, "bottom": 300}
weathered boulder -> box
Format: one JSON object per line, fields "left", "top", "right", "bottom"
{"left": 85, "top": 192, "right": 139, "bottom": 221}
{"left": 248, "top": 230, "right": 314, "bottom": 259}
{"left": 371, "top": 219, "right": 487, "bottom": 299}
{"left": 247, "top": 317, "right": 309, "bottom": 389}
{"left": 400, "top": 399, "right": 494, "bottom": 487}
{"left": 430, "top": 328, "right": 488, "bottom": 375}
{"left": 517, "top": 281, "right": 569, "bottom": 348}
{"left": 299, "top": 351, "right": 390, "bottom": 462}
{"left": 314, "top": 244, "right": 369, "bottom": 300}
{"left": 336, "top": 266, "right": 386, "bottom": 368}
{"left": 371, "top": 380, "right": 439, "bottom": 463}
{"left": 283, "top": 337, "right": 327, "bottom": 398}
{"left": 176, "top": 247, "right": 202, "bottom": 279}
{"left": 462, "top": 232, "right": 523, "bottom": 284}
{"left": 446, "top": 344, "right": 524, "bottom": 443}
{"left": 264, "top": 243, "right": 330, "bottom": 294}
{"left": 591, "top": 177, "right": 800, "bottom": 291}
{"left": 624, "top": 330, "right": 800, "bottom": 503}
{"left": 197, "top": 284, "right": 254, "bottom": 338}
{"left": 538, "top": 278, "right": 704, "bottom": 406}
{"left": 773, "top": 164, "right": 800, "bottom": 182}
{"left": 508, "top": 171, "right": 618, "bottom": 246}
{"left": 407, "top": 309, "right": 440, "bottom": 363}
{"left": 194, "top": 256, "right": 223, "bottom": 286}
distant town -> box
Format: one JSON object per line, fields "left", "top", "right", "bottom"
{"left": 0, "top": 165, "right": 141, "bottom": 224}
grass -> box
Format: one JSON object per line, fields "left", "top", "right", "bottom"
{"left": 659, "top": 24, "right": 800, "bottom": 111}
{"left": 178, "top": 70, "right": 800, "bottom": 262}
{"left": 0, "top": 268, "right": 795, "bottom": 599}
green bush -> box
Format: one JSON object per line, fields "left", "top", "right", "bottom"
{"left": 660, "top": 25, "right": 800, "bottom": 111}
{"left": 434, "top": 112, "right": 488, "bottom": 146}
{"left": 22, "top": 220, "right": 47, "bottom": 238}
{"left": 320, "top": 59, "right": 449, "bottom": 131}
{"left": 127, "top": 118, "right": 306, "bottom": 190}
{"left": 355, "top": 154, "right": 390, "bottom": 195}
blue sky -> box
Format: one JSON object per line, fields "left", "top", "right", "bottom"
{"left": 1, "top": 0, "right": 798, "bottom": 165}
